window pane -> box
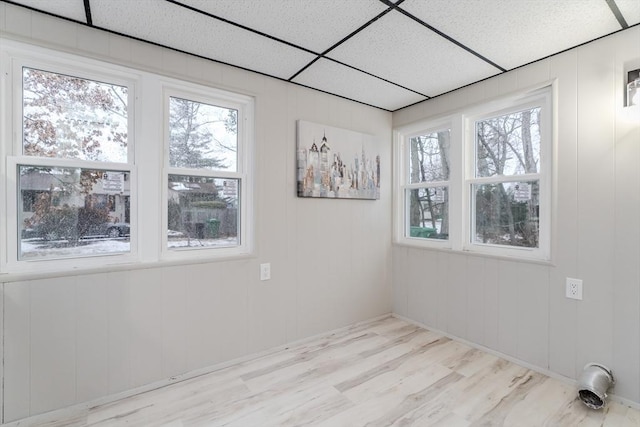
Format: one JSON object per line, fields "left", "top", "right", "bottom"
{"left": 473, "top": 181, "right": 539, "bottom": 248}
{"left": 22, "top": 67, "right": 128, "bottom": 162}
{"left": 19, "top": 166, "right": 131, "bottom": 260}
{"left": 169, "top": 97, "right": 237, "bottom": 171}
{"left": 168, "top": 175, "right": 239, "bottom": 249}
{"left": 409, "top": 129, "right": 450, "bottom": 183}
{"left": 475, "top": 107, "right": 541, "bottom": 177}
{"left": 407, "top": 187, "right": 448, "bottom": 240}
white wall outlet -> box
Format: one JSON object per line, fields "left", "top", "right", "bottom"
{"left": 260, "top": 263, "right": 271, "bottom": 281}
{"left": 566, "top": 277, "right": 583, "bottom": 300}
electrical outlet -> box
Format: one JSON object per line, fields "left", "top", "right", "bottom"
{"left": 260, "top": 263, "right": 271, "bottom": 281}
{"left": 566, "top": 277, "right": 583, "bottom": 300}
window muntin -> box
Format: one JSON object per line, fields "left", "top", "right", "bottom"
{"left": 18, "top": 165, "right": 131, "bottom": 260}
{"left": 404, "top": 129, "right": 450, "bottom": 241}
{"left": 22, "top": 67, "right": 129, "bottom": 162}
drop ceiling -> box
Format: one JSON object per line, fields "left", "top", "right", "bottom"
{"left": 5, "top": 0, "right": 640, "bottom": 111}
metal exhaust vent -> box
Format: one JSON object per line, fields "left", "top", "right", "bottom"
{"left": 577, "top": 363, "right": 614, "bottom": 410}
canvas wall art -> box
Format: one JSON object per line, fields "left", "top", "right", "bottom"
{"left": 296, "top": 120, "right": 380, "bottom": 200}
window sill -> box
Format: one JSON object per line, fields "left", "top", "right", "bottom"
{"left": 393, "top": 240, "right": 554, "bottom": 266}
{"left": 0, "top": 251, "right": 256, "bottom": 284}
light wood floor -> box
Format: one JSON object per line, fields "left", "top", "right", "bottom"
{"left": 40, "top": 316, "right": 639, "bottom": 426}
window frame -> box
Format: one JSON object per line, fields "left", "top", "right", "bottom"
{"left": 160, "top": 82, "right": 254, "bottom": 261}
{"left": 464, "top": 94, "right": 552, "bottom": 259}
{"left": 0, "top": 39, "right": 255, "bottom": 276}
{"left": 396, "top": 119, "right": 460, "bottom": 249}
{"left": 1, "top": 46, "right": 138, "bottom": 273}
{"left": 394, "top": 86, "right": 553, "bottom": 262}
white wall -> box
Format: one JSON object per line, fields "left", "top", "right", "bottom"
{"left": 393, "top": 27, "right": 640, "bottom": 405}
{"left": 0, "top": 3, "right": 392, "bottom": 423}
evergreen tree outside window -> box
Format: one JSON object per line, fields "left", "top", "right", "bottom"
{"left": 1, "top": 41, "right": 254, "bottom": 273}
{"left": 164, "top": 89, "right": 251, "bottom": 256}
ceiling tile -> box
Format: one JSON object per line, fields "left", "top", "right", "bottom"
{"left": 617, "top": 0, "right": 640, "bottom": 26}
{"left": 327, "top": 11, "right": 501, "bottom": 98}
{"left": 91, "top": 0, "right": 316, "bottom": 80}
{"left": 174, "top": 0, "right": 389, "bottom": 53}
{"left": 400, "top": 0, "right": 623, "bottom": 70}
{"left": 292, "top": 58, "right": 426, "bottom": 111}
{"left": 10, "top": 0, "right": 86, "bottom": 23}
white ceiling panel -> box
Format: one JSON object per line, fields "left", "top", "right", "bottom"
{"left": 617, "top": 0, "right": 640, "bottom": 26}
{"left": 11, "top": 0, "right": 86, "bottom": 23}
{"left": 400, "top": 0, "right": 623, "bottom": 70}
{"left": 327, "top": 11, "right": 501, "bottom": 98}
{"left": 91, "top": 0, "right": 316, "bottom": 80}
{"left": 292, "top": 58, "right": 426, "bottom": 111}
{"left": 6, "top": 0, "right": 635, "bottom": 111}
{"left": 175, "top": 0, "right": 388, "bottom": 53}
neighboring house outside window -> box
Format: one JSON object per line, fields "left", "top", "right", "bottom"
{"left": 13, "top": 64, "right": 133, "bottom": 262}
{"left": 163, "top": 88, "right": 253, "bottom": 259}
{"left": 0, "top": 40, "right": 254, "bottom": 274}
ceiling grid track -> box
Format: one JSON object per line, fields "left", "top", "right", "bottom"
{"left": 605, "top": 0, "right": 629, "bottom": 28}
{"left": 322, "top": 57, "right": 430, "bottom": 98}
{"left": 165, "top": 0, "right": 318, "bottom": 56}
{"left": 390, "top": 5, "right": 506, "bottom": 73}
{"left": 1, "top": 0, "right": 638, "bottom": 111}
{"left": 288, "top": 0, "right": 405, "bottom": 81}
{"left": 83, "top": 0, "right": 92, "bottom": 26}
{"left": 164, "top": 0, "right": 427, "bottom": 102}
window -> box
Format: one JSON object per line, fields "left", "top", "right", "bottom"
{"left": 163, "top": 88, "right": 252, "bottom": 258}
{"left": 1, "top": 41, "right": 254, "bottom": 274}
{"left": 469, "top": 106, "right": 543, "bottom": 251}
{"left": 395, "top": 87, "right": 552, "bottom": 261}
{"left": 10, "top": 63, "right": 134, "bottom": 265}
{"left": 404, "top": 128, "right": 451, "bottom": 241}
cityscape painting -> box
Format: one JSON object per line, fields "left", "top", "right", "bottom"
{"left": 297, "top": 120, "right": 380, "bottom": 200}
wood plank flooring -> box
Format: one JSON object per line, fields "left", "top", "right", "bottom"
{"left": 38, "top": 316, "right": 639, "bottom": 426}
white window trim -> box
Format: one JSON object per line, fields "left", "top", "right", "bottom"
{"left": 1, "top": 42, "right": 139, "bottom": 273}
{"left": 395, "top": 118, "right": 461, "bottom": 250}
{"left": 394, "top": 86, "right": 553, "bottom": 262}
{"left": 0, "top": 39, "right": 255, "bottom": 276}
{"left": 160, "top": 80, "right": 255, "bottom": 262}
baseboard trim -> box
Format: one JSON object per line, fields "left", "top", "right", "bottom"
{"left": 391, "top": 313, "right": 640, "bottom": 411}
{"left": 1, "top": 313, "right": 392, "bottom": 427}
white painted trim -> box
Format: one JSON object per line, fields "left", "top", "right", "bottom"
{"left": 159, "top": 80, "right": 255, "bottom": 262}
{"left": 393, "top": 85, "right": 554, "bottom": 262}
{"left": 393, "top": 119, "right": 455, "bottom": 249}
{"left": 0, "top": 38, "right": 256, "bottom": 275}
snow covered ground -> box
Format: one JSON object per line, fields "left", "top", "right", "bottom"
{"left": 21, "top": 236, "right": 238, "bottom": 259}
